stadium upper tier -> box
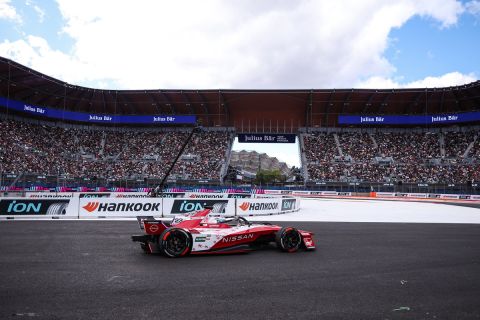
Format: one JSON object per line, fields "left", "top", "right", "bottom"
{"left": 1, "top": 57, "right": 480, "bottom": 130}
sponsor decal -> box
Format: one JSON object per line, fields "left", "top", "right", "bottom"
{"left": 172, "top": 217, "right": 185, "bottom": 225}
{"left": 222, "top": 234, "right": 254, "bottom": 243}
{"left": 79, "top": 193, "right": 111, "bottom": 198}
{"left": 83, "top": 202, "right": 100, "bottom": 212}
{"left": 171, "top": 200, "right": 228, "bottom": 214}
{"left": 160, "top": 193, "right": 185, "bottom": 198}
{"left": 227, "top": 194, "right": 251, "bottom": 198}
{"left": 27, "top": 194, "right": 73, "bottom": 198}
{"left": 264, "top": 190, "right": 282, "bottom": 194}
{"left": 339, "top": 112, "right": 480, "bottom": 125}
{"left": 238, "top": 202, "right": 278, "bottom": 211}
{"left": 0, "top": 199, "right": 69, "bottom": 215}
{"left": 115, "top": 194, "right": 149, "bottom": 198}
{"left": 237, "top": 133, "right": 296, "bottom": 143}
{"left": 189, "top": 194, "right": 225, "bottom": 199}
{"left": 195, "top": 236, "right": 208, "bottom": 242}
{"left": 440, "top": 194, "right": 460, "bottom": 199}
{"left": 376, "top": 192, "right": 396, "bottom": 197}
{"left": 407, "top": 193, "right": 428, "bottom": 198}
{"left": 320, "top": 191, "right": 337, "bottom": 196}
{"left": 0, "top": 96, "right": 197, "bottom": 125}
{"left": 81, "top": 201, "right": 161, "bottom": 213}
{"left": 5, "top": 200, "right": 41, "bottom": 214}
{"left": 148, "top": 224, "right": 159, "bottom": 233}
{"left": 281, "top": 199, "right": 296, "bottom": 211}
{"left": 239, "top": 202, "right": 250, "bottom": 211}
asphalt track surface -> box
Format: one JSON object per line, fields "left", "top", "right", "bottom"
{"left": 1, "top": 221, "right": 480, "bottom": 319}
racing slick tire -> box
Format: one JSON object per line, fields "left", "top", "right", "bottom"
{"left": 276, "top": 227, "right": 302, "bottom": 253}
{"left": 157, "top": 228, "right": 192, "bottom": 258}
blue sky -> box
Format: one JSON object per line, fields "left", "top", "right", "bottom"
{"left": 0, "top": 0, "right": 479, "bottom": 166}
{"left": 385, "top": 13, "right": 479, "bottom": 84}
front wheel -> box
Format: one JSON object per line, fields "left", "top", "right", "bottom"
{"left": 276, "top": 227, "right": 302, "bottom": 253}
{"left": 158, "top": 228, "right": 192, "bottom": 258}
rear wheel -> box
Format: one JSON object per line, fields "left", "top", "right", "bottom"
{"left": 158, "top": 228, "right": 192, "bottom": 258}
{"left": 276, "top": 227, "right": 302, "bottom": 253}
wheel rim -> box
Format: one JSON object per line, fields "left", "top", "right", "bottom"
{"left": 164, "top": 230, "right": 189, "bottom": 256}
{"left": 282, "top": 230, "right": 301, "bottom": 250}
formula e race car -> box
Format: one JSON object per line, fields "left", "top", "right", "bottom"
{"left": 131, "top": 204, "right": 315, "bottom": 257}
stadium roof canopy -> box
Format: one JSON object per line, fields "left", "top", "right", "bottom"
{"left": 1, "top": 56, "right": 480, "bottom": 131}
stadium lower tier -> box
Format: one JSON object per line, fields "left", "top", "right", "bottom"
{"left": 1, "top": 118, "right": 480, "bottom": 185}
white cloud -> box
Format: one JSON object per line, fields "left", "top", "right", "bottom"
{"left": 33, "top": 5, "right": 45, "bottom": 23}
{"left": 0, "top": 0, "right": 22, "bottom": 23}
{"left": 25, "top": 0, "right": 46, "bottom": 23}
{"left": 357, "top": 72, "right": 477, "bottom": 89}
{"left": 0, "top": 35, "right": 100, "bottom": 84}
{"left": 466, "top": 1, "right": 480, "bottom": 16}
{"left": 0, "top": 0, "right": 473, "bottom": 89}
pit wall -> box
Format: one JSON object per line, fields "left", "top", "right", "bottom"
{"left": 0, "top": 192, "right": 300, "bottom": 219}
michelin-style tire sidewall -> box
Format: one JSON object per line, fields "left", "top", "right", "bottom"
{"left": 46, "top": 202, "right": 68, "bottom": 215}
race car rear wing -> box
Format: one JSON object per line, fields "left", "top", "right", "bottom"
{"left": 136, "top": 216, "right": 169, "bottom": 235}
{"left": 136, "top": 216, "right": 154, "bottom": 230}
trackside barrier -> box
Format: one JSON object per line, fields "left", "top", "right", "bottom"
{"left": 0, "top": 195, "right": 300, "bottom": 219}
{"left": 79, "top": 198, "right": 164, "bottom": 218}
{"left": 161, "top": 198, "right": 236, "bottom": 216}
{"left": 263, "top": 190, "right": 480, "bottom": 202}
{"left": 404, "top": 193, "right": 428, "bottom": 198}
{"left": 374, "top": 192, "right": 396, "bottom": 197}
{"left": 25, "top": 192, "right": 254, "bottom": 199}
{"left": 0, "top": 198, "right": 78, "bottom": 219}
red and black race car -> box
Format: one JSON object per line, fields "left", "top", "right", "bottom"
{"left": 131, "top": 205, "right": 315, "bottom": 257}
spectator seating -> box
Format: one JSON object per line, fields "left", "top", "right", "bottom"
{"left": 0, "top": 119, "right": 232, "bottom": 181}
{"left": 302, "top": 130, "right": 480, "bottom": 184}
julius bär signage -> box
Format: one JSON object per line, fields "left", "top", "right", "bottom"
{"left": 237, "top": 134, "right": 296, "bottom": 143}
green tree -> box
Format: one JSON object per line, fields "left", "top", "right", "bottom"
{"left": 255, "top": 169, "right": 285, "bottom": 185}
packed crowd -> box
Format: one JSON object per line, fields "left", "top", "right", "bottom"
{"left": 2, "top": 118, "right": 479, "bottom": 184}
{"left": 443, "top": 131, "right": 476, "bottom": 158}
{"left": 303, "top": 131, "right": 480, "bottom": 183}
{"left": 0, "top": 120, "right": 231, "bottom": 180}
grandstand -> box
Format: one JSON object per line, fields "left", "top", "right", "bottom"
{"left": 1, "top": 57, "right": 480, "bottom": 193}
